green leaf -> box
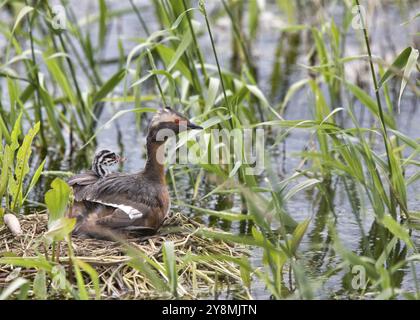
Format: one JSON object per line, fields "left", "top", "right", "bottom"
{"left": 398, "top": 47, "right": 418, "bottom": 112}
{"left": 279, "top": 79, "right": 309, "bottom": 114}
{"left": 11, "top": 121, "right": 40, "bottom": 211}
{"left": 381, "top": 215, "right": 414, "bottom": 249}
{"left": 128, "top": 258, "right": 169, "bottom": 292}
{"left": 167, "top": 30, "right": 192, "bottom": 72}
{"left": 12, "top": 6, "right": 33, "bottom": 34}
{"left": 44, "top": 217, "right": 76, "bottom": 242}
{"left": 283, "top": 179, "right": 320, "bottom": 201}
{"left": 311, "top": 28, "right": 330, "bottom": 84}
{"left": 156, "top": 44, "right": 192, "bottom": 83}
{"left": 205, "top": 77, "right": 220, "bottom": 112}
{"left": 39, "top": 88, "right": 65, "bottom": 147}
{"left": 289, "top": 218, "right": 311, "bottom": 255}
{"left": 92, "top": 69, "right": 127, "bottom": 104}
{"left": 98, "top": 0, "right": 108, "bottom": 49}
{"left": 162, "top": 241, "right": 178, "bottom": 297}
{"left": 75, "top": 259, "right": 101, "bottom": 300}
{"left": 23, "top": 158, "right": 46, "bottom": 202}
{"left": 291, "top": 261, "right": 314, "bottom": 299}
{"left": 44, "top": 54, "right": 78, "bottom": 106}
{"left": 33, "top": 270, "right": 47, "bottom": 300}
{"left": 183, "top": 204, "right": 254, "bottom": 221}
{"left": 248, "top": 0, "right": 261, "bottom": 40}
{"left": 0, "top": 145, "right": 12, "bottom": 201}
{"left": 19, "top": 83, "right": 35, "bottom": 104}
{"left": 73, "top": 259, "right": 88, "bottom": 300}
{"left": 10, "top": 112, "right": 22, "bottom": 151}
{"left": 240, "top": 260, "right": 251, "bottom": 288}
{"left": 0, "top": 257, "right": 52, "bottom": 271}
{"left": 347, "top": 82, "right": 395, "bottom": 128}
{"left": 0, "top": 278, "right": 29, "bottom": 300}
{"left": 378, "top": 47, "right": 412, "bottom": 89}
{"left": 0, "top": 113, "right": 11, "bottom": 144}
{"left": 389, "top": 129, "right": 420, "bottom": 151}
{"left": 197, "top": 228, "right": 281, "bottom": 253}
{"left": 44, "top": 178, "right": 71, "bottom": 224}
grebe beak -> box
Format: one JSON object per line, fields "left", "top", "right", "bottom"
{"left": 187, "top": 122, "right": 203, "bottom": 130}
{"left": 117, "top": 155, "right": 126, "bottom": 163}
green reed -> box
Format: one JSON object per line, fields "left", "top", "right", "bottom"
{"left": 0, "top": 0, "right": 419, "bottom": 300}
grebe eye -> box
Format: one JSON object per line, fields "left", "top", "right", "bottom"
{"left": 175, "top": 118, "right": 180, "bottom": 124}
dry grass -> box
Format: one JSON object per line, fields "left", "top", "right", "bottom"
{"left": 0, "top": 212, "right": 249, "bottom": 299}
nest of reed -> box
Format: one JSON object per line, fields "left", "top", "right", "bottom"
{"left": 0, "top": 212, "right": 248, "bottom": 299}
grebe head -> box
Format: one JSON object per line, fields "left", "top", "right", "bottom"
{"left": 148, "top": 107, "right": 202, "bottom": 142}
{"left": 92, "top": 149, "right": 122, "bottom": 177}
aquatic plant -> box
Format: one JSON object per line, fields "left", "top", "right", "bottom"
{"left": 0, "top": 0, "right": 419, "bottom": 300}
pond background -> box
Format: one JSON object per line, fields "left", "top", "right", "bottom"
{"left": 1, "top": 0, "right": 419, "bottom": 299}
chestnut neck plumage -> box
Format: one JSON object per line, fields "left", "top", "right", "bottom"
{"left": 144, "top": 127, "right": 166, "bottom": 183}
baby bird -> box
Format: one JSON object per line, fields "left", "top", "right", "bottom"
{"left": 92, "top": 149, "right": 122, "bottom": 178}
{"left": 65, "top": 150, "right": 122, "bottom": 207}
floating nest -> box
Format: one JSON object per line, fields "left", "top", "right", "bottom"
{"left": 0, "top": 212, "right": 249, "bottom": 299}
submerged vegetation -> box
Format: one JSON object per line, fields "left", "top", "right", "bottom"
{"left": 0, "top": 0, "right": 419, "bottom": 299}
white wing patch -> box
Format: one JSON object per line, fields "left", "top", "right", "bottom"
{"left": 90, "top": 199, "right": 143, "bottom": 219}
